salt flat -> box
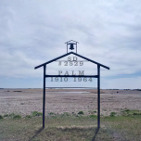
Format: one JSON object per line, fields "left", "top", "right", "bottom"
{"left": 0, "top": 88, "right": 141, "bottom": 116}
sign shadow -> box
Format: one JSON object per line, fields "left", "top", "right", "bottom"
{"left": 91, "top": 127, "right": 100, "bottom": 141}
{"left": 29, "top": 127, "right": 43, "bottom": 141}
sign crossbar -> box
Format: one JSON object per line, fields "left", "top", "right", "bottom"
{"left": 45, "top": 75, "right": 98, "bottom": 78}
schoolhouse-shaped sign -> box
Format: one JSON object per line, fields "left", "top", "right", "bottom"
{"left": 35, "top": 40, "right": 110, "bottom": 129}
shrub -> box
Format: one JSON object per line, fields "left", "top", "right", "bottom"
{"left": 48, "top": 112, "right": 56, "bottom": 116}
{"left": 121, "top": 109, "right": 141, "bottom": 116}
{"left": 13, "top": 115, "right": 21, "bottom": 119}
{"left": 2, "top": 113, "right": 22, "bottom": 119}
{"left": 78, "top": 111, "right": 84, "bottom": 115}
{"left": 8, "top": 113, "right": 16, "bottom": 118}
{"left": 124, "top": 109, "right": 130, "bottom": 113}
{"left": 3, "top": 114, "right": 9, "bottom": 117}
{"left": 0, "top": 115, "right": 3, "bottom": 119}
{"left": 110, "top": 112, "right": 116, "bottom": 117}
{"left": 135, "top": 112, "right": 141, "bottom": 115}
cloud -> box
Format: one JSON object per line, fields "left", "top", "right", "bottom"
{"left": 0, "top": 0, "right": 141, "bottom": 88}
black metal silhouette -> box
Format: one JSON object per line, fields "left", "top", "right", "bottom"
{"left": 65, "top": 40, "right": 78, "bottom": 53}
{"left": 69, "top": 43, "right": 74, "bottom": 50}
{"left": 35, "top": 41, "right": 110, "bottom": 129}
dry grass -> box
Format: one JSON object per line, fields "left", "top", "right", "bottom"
{"left": 0, "top": 111, "right": 141, "bottom": 141}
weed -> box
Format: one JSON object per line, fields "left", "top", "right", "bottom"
{"left": 32, "top": 111, "right": 42, "bottom": 117}
{"left": 89, "top": 115, "right": 97, "bottom": 118}
{"left": 89, "top": 110, "right": 97, "bottom": 115}
{"left": 133, "top": 112, "right": 141, "bottom": 115}
{"left": 72, "top": 112, "right": 76, "bottom": 115}
{"left": 25, "top": 115, "right": 32, "bottom": 119}
{"left": 61, "top": 112, "right": 70, "bottom": 117}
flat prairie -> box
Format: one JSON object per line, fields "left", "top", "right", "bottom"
{"left": 0, "top": 88, "right": 141, "bottom": 116}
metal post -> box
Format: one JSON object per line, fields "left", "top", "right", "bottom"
{"left": 76, "top": 43, "right": 77, "bottom": 53}
{"left": 97, "top": 65, "right": 100, "bottom": 129}
{"left": 43, "top": 65, "right": 46, "bottom": 128}
{"left": 67, "top": 43, "right": 68, "bottom": 53}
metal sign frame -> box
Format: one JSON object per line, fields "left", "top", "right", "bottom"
{"left": 35, "top": 44, "right": 110, "bottom": 129}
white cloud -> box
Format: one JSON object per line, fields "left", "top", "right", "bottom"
{"left": 0, "top": 0, "right": 141, "bottom": 88}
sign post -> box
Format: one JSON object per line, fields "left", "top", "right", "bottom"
{"left": 35, "top": 40, "right": 110, "bottom": 129}
{"left": 43, "top": 65, "right": 46, "bottom": 128}
{"left": 97, "top": 65, "right": 100, "bottom": 129}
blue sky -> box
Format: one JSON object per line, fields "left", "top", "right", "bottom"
{"left": 0, "top": 0, "right": 141, "bottom": 89}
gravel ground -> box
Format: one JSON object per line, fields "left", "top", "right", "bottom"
{"left": 0, "top": 88, "right": 141, "bottom": 116}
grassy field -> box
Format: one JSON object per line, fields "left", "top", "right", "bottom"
{"left": 0, "top": 110, "right": 141, "bottom": 141}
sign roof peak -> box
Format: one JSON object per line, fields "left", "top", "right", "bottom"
{"left": 65, "top": 40, "right": 79, "bottom": 44}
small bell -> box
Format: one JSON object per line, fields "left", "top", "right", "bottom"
{"left": 69, "top": 43, "right": 74, "bottom": 50}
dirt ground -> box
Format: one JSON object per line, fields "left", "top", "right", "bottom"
{"left": 0, "top": 88, "right": 141, "bottom": 116}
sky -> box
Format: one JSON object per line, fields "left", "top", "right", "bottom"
{"left": 0, "top": 0, "right": 141, "bottom": 89}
